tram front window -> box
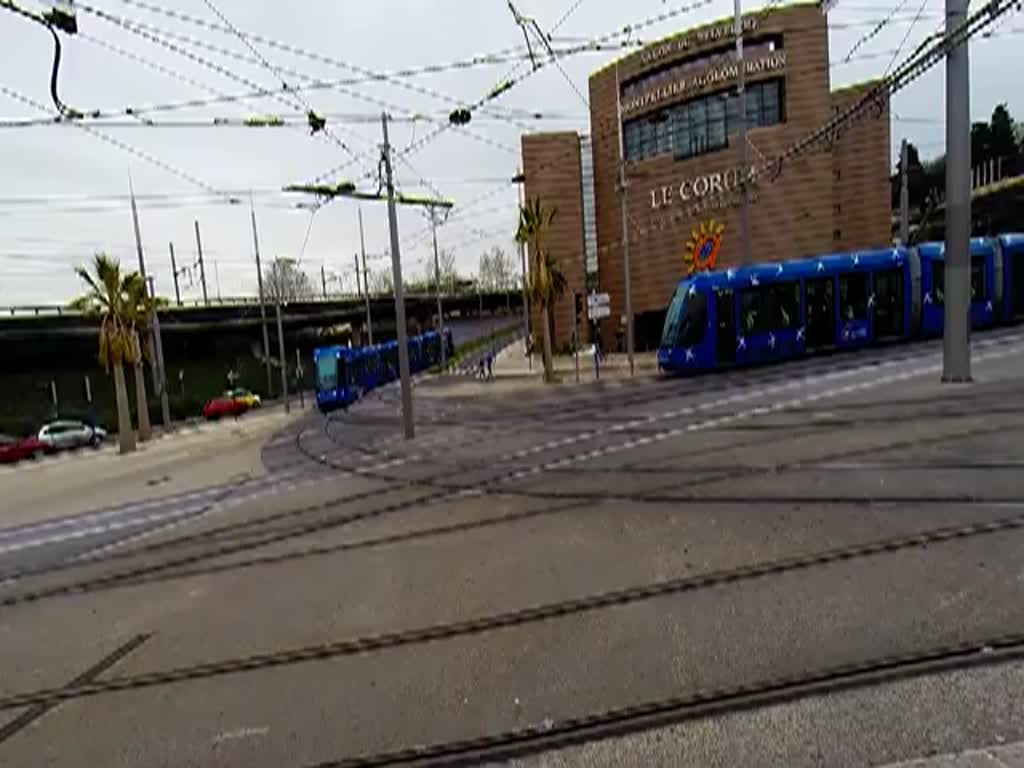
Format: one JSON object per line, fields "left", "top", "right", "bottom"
{"left": 677, "top": 292, "right": 708, "bottom": 346}
{"left": 316, "top": 355, "right": 341, "bottom": 390}
{"left": 660, "top": 284, "right": 688, "bottom": 347}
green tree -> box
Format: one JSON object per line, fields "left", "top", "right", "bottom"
{"left": 971, "top": 121, "right": 993, "bottom": 168}
{"left": 70, "top": 254, "right": 139, "bottom": 454}
{"left": 515, "top": 198, "right": 566, "bottom": 383}
{"left": 122, "top": 273, "right": 153, "bottom": 442}
{"left": 990, "top": 103, "right": 1017, "bottom": 161}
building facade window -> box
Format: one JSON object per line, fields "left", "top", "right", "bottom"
{"left": 623, "top": 79, "right": 784, "bottom": 164}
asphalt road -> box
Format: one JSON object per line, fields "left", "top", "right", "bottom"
{"left": 0, "top": 316, "right": 515, "bottom": 582}
{"left": 2, "top": 328, "right": 1024, "bottom": 767}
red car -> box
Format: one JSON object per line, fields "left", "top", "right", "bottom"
{"left": 203, "top": 395, "right": 247, "bottom": 420}
{"left": 0, "top": 434, "right": 50, "bottom": 464}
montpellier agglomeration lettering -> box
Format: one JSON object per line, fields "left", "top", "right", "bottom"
{"left": 622, "top": 51, "right": 787, "bottom": 116}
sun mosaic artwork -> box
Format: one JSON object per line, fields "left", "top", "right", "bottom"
{"left": 684, "top": 218, "right": 725, "bottom": 275}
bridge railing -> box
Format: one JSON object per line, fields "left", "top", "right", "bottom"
{"left": 0, "top": 290, "right": 521, "bottom": 318}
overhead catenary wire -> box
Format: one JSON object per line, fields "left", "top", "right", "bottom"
{"left": 82, "top": 0, "right": 538, "bottom": 130}
{"left": 307, "top": 0, "right": 722, "bottom": 185}
{"left": 0, "top": 83, "right": 230, "bottom": 199}
{"left": 82, "top": 3, "right": 368, "bottom": 160}
{"left": 309, "top": 4, "right": 948, "bottom": 186}
{"left": 841, "top": 0, "right": 911, "bottom": 62}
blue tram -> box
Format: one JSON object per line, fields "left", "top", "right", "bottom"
{"left": 658, "top": 234, "right": 1024, "bottom": 375}
{"left": 314, "top": 328, "right": 453, "bottom": 412}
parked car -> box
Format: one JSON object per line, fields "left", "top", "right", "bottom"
{"left": 0, "top": 434, "right": 50, "bottom": 464}
{"left": 226, "top": 388, "right": 262, "bottom": 409}
{"left": 37, "top": 420, "right": 107, "bottom": 451}
{"left": 203, "top": 395, "right": 247, "bottom": 420}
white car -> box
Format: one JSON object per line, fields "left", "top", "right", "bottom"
{"left": 37, "top": 420, "right": 107, "bottom": 451}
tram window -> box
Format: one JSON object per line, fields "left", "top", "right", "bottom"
{"left": 769, "top": 282, "right": 800, "bottom": 329}
{"left": 740, "top": 282, "right": 799, "bottom": 334}
{"left": 873, "top": 269, "right": 904, "bottom": 338}
{"left": 971, "top": 256, "right": 986, "bottom": 300}
{"left": 678, "top": 292, "right": 708, "bottom": 346}
{"left": 932, "top": 260, "right": 945, "bottom": 304}
{"left": 740, "top": 289, "right": 759, "bottom": 333}
{"left": 839, "top": 272, "right": 869, "bottom": 322}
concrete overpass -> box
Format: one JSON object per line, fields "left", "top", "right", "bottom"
{"left": 0, "top": 291, "right": 523, "bottom": 342}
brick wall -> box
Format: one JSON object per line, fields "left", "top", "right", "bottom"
{"left": 521, "top": 132, "right": 588, "bottom": 349}
{"left": 830, "top": 80, "right": 893, "bottom": 252}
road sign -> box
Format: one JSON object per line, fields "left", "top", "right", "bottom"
{"left": 589, "top": 304, "right": 611, "bottom": 319}
{"left": 588, "top": 292, "right": 610, "bottom": 309}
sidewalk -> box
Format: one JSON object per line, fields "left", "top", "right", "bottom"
{"left": 0, "top": 404, "right": 308, "bottom": 528}
{"left": 492, "top": 341, "right": 660, "bottom": 381}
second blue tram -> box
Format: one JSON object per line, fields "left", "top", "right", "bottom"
{"left": 314, "top": 328, "right": 453, "bottom": 411}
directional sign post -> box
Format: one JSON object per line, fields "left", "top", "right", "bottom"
{"left": 588, "top": 292, "right": 610, "bottom": 380}
{"left": 588, "top": 292, "right": 611, "bottom": 320}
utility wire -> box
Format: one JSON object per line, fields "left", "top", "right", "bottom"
{"left": 197, "top": 0, "right": 359, "bottom": 156}
{"left": 77, "top": 30, "right": 238, "bottom": 104}
{"left": 886, "top": 0, "right": 936, "bottom": 74}
{"left": 0, "top": 83, "right": 229, "bottom": 198}
{"left": 0, "top": 36, "right": 642, "bottom": 128}
{"left": 842, "top": 0, "right": 911, "bottom": 62}
{"left": 84, "top": 0, "right": 536, "bottom": 129}
{"left": 83, "top": 3, "right": 365, "bottom": 158}
{"left": 307, "top": 0, "right": 719, "bottom": 185}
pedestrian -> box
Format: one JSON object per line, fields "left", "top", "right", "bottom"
{"left": 486, "top": 354, "right": 493, "bottom": 380}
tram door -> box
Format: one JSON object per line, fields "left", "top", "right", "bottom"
{"left": 805, "top": 277, "right": 835, "bottom": 350}
{"left": 716, "top": 289, "right": 736, "bottom": 365}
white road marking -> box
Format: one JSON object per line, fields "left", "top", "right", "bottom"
{"left": 213, "top": 726, "right": 270, "bottom": 744}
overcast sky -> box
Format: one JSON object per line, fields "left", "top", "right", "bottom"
{"left": 0, "top": 0, "right": 1021, "bottom": 305}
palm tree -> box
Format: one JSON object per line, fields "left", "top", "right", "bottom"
{"left": 515, "top": 198, "right": 566, "bottom": 382}
{"left": 122, "top": 273, "right": 152, "bottom": 442}
{"left": 71, "top": 254, "right": 138, "bottom": 454}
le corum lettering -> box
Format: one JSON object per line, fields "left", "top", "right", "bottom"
{"left": 639, "top": 18, "right": 758, "bottom": 66}
{"left": 623, "top": 51, "right": 786, "bottom": 116}
{"left": 649, "top": 168, "right": 757, "bottom": 210}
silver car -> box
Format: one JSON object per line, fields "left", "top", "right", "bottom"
{"left": 37, "top": 420, "right": 107, "bottom": 451}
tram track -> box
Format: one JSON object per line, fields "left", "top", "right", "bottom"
{"left": 2, "top": 509, "right": 1023, "bottom": 712}
{"left": 303, "top": 633, "right": 1024, "bottom": 768}
{"left": 3, "top": 341, "right": 1017, "bottom": 606}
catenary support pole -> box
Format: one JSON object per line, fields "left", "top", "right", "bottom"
{"left": 381, "top": 112, "right": 415, "bottom": 439}
{"left": 614, "top": 63, "right": 635, "bottom": 376}
{"left": 900, "top": 139, "right": 910, "bottom": 245}
{"left": 276, "top": 301, "right": 289, "bottom": 414}
{"left": 194, "top": 219, "right": 209, "bottom": 306}
{"left": 942, "top": 0, "right": 971, "bottom": 382}
{"left": 250, "top": 200, "right": 274, "bottom": 398}
{"left": 359, "top": 207, "right": 374, "bottom": 345}
{"left": 734, "top": 0, "right": 752, "bottom": 265}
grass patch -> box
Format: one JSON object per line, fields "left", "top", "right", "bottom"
{"left": 434, "top": 324, "right": 521, "bottom": 374}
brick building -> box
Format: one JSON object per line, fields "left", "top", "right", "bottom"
{"left": 521, "top": 2, "right": 891, "bottom": 350}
